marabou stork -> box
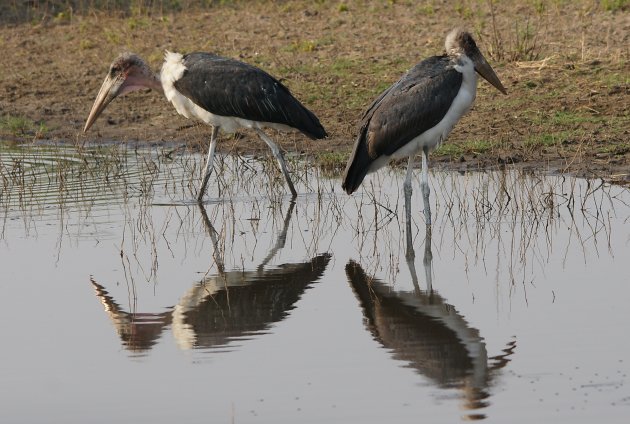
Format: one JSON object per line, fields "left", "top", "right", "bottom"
{"left": 84, "top": 51, "right": 327, "bottom": 200}
{"left": 342, "top": 29, "right": 506, "bottom": 225}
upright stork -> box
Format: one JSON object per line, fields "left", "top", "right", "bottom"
{"left": 342, "top": 29, "right": 506, "bottom": 225}
{"left": 84, "top": 51, "right": 327, "bottom": 200}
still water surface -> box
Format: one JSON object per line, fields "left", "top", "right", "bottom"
{"left": 0, "top": 145, "right": 628, "bottom": 423}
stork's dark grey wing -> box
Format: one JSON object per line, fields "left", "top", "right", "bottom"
{"left": 342, "top": 56, "right": 461, "bottom": 194}
{"left": 365, "top": 56, "right": 462, "bottom": 157}
{"left": 174, "top": 53, "right": 326, "bottom": 139}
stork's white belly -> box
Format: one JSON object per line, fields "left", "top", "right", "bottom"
{"left": 393, "top": 71, "right": 477, "bottom": 159}
{"left": 160, "top": 51, "right": 294, "bottom": 134}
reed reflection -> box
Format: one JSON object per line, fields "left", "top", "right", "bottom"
{"left": 91, "top": 202, "right": 331, "bottom": 354}
{"left": 346, "top": 192, "right": 514, "bottom": 420}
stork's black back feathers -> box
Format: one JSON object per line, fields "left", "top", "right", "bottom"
{"left": 342, "top": 56, "right": 462, "bottom": 194}
{"left": 174, "top": 53, "right": 327, "bottom": 139}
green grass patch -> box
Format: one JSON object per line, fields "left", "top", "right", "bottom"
{"left": 0, "top": 115, "right": 47, "bottom": 137}
{"left": 282, "top": 34, "right": 336, "bottom": 53}
{"left": 416, "top": 3, "right": 435, "bottom": 15}
{"left": 330, "top": 58, "right": 355, "bottom": 75}
{"left": 287, "top": 39, "right": 318, "bottom": 53}
{"left": 601, "top": 0, "right": 629, "bottom": 11}
{"left": 277, "top": 57, "right": 408, "bottom": 111}
{"left": 597, "top": 142, "right": 630, "bottom": 155}
{"left": 524, "top": 130, "right": 576, "bottom": 149}
{"left": 127, "top": 16, "right": 150, "bottom": 30}
{"left": 527, "top": 110, "right": 600, "bottom": 127}
{"left": 80, "top": 39, "right": 95, "bottom": 50}
{"left": 598, "top": 70, "right": 629, "bottom": 88}
{"left": 315, "top": 151, "right": 349, "bottom": 173}
{"left": 549, "top": 111, "right": 594, "bottom": 126}
{"left": 102, "top": 29, "right": 121, "bottom": 45}
{"left": 436, "top": 139, "right": 497, "bottom": 156}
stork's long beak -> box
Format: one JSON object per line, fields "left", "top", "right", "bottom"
{"left": 84, "top": 73, "right": 125, "bottom": 132}
{"left": 473, "top": 52, "right": 507, "bottom": 95}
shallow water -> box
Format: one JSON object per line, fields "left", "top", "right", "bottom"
{"left": 1, "top": 144, "right": 629, "bottom": 423}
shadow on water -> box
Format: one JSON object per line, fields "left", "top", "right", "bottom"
{"left": 90, "top": 202, "right": 331, "bottom": 354}
{"left": 346, "top": 194, "right": 516, "bottom": 420}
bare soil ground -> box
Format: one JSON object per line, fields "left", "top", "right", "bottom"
{"left": 1, "top": 1, "right": 628, "bottom": 184}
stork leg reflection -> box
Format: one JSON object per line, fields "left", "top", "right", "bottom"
{"left": 197, "top": 202, "right": 225, "bottom": 274}
{"left": 422, "top": 225, "right": 433, "bottom": 294}
{"left": 198, "top": 199, "right": 297, "bottom": 274}
{"left": 258, "top": 200, "right": 296, "bottom": 270}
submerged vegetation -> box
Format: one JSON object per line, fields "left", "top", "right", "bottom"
{"left": 1, "top": 143, "right": 625, "bottom": 295}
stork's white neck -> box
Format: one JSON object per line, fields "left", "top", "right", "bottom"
{"left": 160, "top": 51, "right": 193, "bottom": 117}
{"left": 453, "top": 55, "right": 477, "bottom": 82}
{"left": 161, "top": 51, "right": 187, "bottom": 94}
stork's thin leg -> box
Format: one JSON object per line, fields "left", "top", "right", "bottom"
{"left": 421, "top": 146, "right": 431, "bottom": 226}
{"left": 404, "top": 156, "right": 415, "bottom": 260}
{"left": 197, "top": 126, "right": 220, "bottom": 202}
{"left": 255, "top": 128, "right": 297, "bottom": 198}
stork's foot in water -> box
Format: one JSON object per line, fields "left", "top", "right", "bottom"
{"left": 255, "top": 128, "right": 298, "bottom": 198}
{"left": 276, "top": 154, "right": 297, "bottom": 198}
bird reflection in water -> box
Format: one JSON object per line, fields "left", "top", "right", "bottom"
{"left": 346, "top": 192, "right": 515, "bottom": 420}
{"left": 91, "top": 202, "right": 331, "bottom": 354}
